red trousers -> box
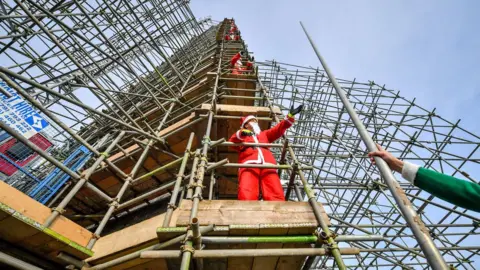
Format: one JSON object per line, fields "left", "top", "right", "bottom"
{"left": 238, "top": 167, "right": 285, "bottom": 201}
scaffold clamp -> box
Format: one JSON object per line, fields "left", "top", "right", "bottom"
{"left": 109, "top": 200, "right": 120, "bottom": 208}
{"left": 180, "top": 245, "right": 195, "bottom": 254}
{"left": 52, "top": 207, "right": 66, "bottom": 214}
{"left": 188, "top": 183, "right": 205, "bottom": 189}
{"left": 167, "top": 203, "right": 177, "bottom": 210}
{"left": 325, "top": 243, "right": 340, "bottom": 256}
{"left": 192, "top": 193, "right": 204, "bottom": 201}
{"left": 202, "top": 136, "right": 211, "bottom": 146}
{"left": 473, "top": 221, "right": 479, "bottom": 229}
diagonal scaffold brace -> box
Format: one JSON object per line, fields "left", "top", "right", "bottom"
{"left": 299, "top": 21, "right": 449, "bottom": 270}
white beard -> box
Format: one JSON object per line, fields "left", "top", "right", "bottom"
{"left": 251, "top": 122, "right": 261, "bottom": 135}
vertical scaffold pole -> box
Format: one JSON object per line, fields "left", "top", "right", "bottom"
{"left": 180, "top": 18, "right": 229, "bottom": 270}
{"left": 256, "top": 66, "right": 346, "bottom": 269}
{"left": 299, "top": 21, "right": 448, "bottom": 270}
{"left": 162, "top": 132, "right": 195, "bottom": 227}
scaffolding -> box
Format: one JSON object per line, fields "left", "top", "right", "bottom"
{"left": 0, "top": 1, "right": 479, "bottom": 269}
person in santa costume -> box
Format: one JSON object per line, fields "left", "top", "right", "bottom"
{"left": 224, "top": 34, "right": 240, "bottom": 41}
{"left": 228, "top": 105, "right": 304, "bottom": 201}
{"left": 230, "top": 51, "right": 253, "bottom": 75}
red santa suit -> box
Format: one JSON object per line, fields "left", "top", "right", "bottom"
{"left": 230, "top": 52, "right": 243, "bottom": 74}
{"left": 230, "top": 53, "right": 253, "bottom": 75}
{"left": 225, "top": 33, "right": 239, "bottom": 41}
{"left": 228, "top": 115, "right": 295, "bottom": 201}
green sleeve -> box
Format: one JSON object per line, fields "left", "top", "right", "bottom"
{"left": 415, "top": 167, "right": 480, "bottom": 212}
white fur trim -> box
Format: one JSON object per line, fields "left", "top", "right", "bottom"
{"left": 236, "top": 130, "right": 243, "bottom": 140}
{"left": 401, "top": 161, "right": 420, "bottom": 184}
{"left": 241, "top": 115, "right": 256, "bottom": 128}
{"left": 243, "top": 159, "right": 262, "bottom": 164}
{"left": 253, "top": 135, "right": 265, "bottom": 163}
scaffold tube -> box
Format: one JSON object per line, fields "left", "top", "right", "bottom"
{"left": 141, "top": 247, "right": 360, "bottom": 259}
{"left": 299, "top": 21, "right": 448, "bottom": 270}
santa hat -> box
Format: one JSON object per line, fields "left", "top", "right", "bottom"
{"left": 240, "top": 115, "right": 256, "bottom": 128}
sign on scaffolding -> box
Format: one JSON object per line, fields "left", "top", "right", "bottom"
{"left": 0, "top": 78, "right": 49, "bottom": 135}
{"left": 0, "top": 98, "right": 37, "bottom": 139}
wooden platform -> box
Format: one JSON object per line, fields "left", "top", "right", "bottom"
{"left": 77, "top": 103, "right": 285, "bottom": 223}
{"left": 176, "top": 200, "right": 329, "bottom": 227}
{"left": 0, "top": 181, "right": 93, "bottom": 265}
{"left": 86, "top": 212, "right": 177, "bottom": 266}
{"left": 84, "top": 200, "right": 329, "bottom": 270}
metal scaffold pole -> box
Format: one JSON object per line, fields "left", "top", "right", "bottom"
{"left": 256, "top": 74, "right": 347, "bottom": 270}
{"left": 299, "top": 21, "right": 449, "bottom": 269}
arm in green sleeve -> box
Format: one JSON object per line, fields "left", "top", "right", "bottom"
{"left": 415, "top": 167, "right": 480, "bottom": 212}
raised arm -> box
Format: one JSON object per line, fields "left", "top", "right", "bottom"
{"left": 264, "top": 105, "right": 303, "bottom": 143}
{"left": 264, "top": 116, "right": 294, "bottom": 143}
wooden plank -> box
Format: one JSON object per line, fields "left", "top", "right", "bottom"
{"left": 275, "top": 227, "right": 312, "bottom": 270}
{"left": 0, "top": 202, "right": 93, "bottom": 260}
{"left": 176, "top": 200, "right": 329, "bottom": 227}
{"left": 227, "top": 225, "right": 258, "bottom": 270}
{"left": 100, "top": 257, "right": 169, "bottom": 270}
{"left": 200, "top": 104, "right": 282, "bottom": 116}
{"left": 204, "top": 243, "right": 228, "bottom": 270}
{"left": 125, "top": 258, "right": 168, "bottom": 270}
{"left": 87, "top": 212, "right": 177, "bottom": 265}
{"left": 0, "top": 215, "right": 40, "bottom": 242}
{"left": 0, "top": 181, "right": 51, "bottom": 222}
{"left": 0, "top": 181, "right": 92, "bottom": 246}
{"left": 201, "top": 225, "right": 230, "bottom": 270}
{"left": 252, "top": 225, "right": 288, "bottom": 270}
{"left": 0, "top": 204, "right": 10, "bottom": 221}
{"left": 88, "top": 209, "right": 181, "bottom": 266}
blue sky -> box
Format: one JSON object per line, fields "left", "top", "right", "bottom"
{"left": 191, "top": 2, "right": 480, "bottom": 266}
{"left": 191, "top": 0, "right": 480, "bottom": 134}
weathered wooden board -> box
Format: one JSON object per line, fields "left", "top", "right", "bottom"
{"left": 87, "top": 211, "right": 177, "bottom": 265}
{"left": 0, "top": 199, "right": 93, "bottom": 262}
{"left": 227, "top": 225, "right": 259, "bottom": 270}
{"left": 252, "top": 226, "right": 288, "bottom": 270}
{"left": 0, "top": 182, "right": 92, "bottom": 257}
{"left": 176, "top": 200, "right": 330, "bottom": 227}
{"left": 276, "top": 227, "right": 312, "bottom": 270}
{"left": 199, "top": 103, "right": 282, "bottom": 116}
{"left": 124, "top": 258, "right": 169, "bottom": 270}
